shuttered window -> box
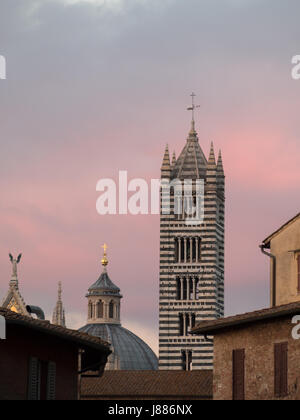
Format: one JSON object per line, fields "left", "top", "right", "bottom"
{"left": 232, "top": 349, "right": 245, "bottom": 400}
{"left": 27, "top": 357, "right": 41, "bottom": 400}
{"left": 27, "top": 358, "right": 57, "bottom": 400}
{"left": 297, "top": 255, "right": 300, "bottom": 293}
{"left": 274, "top": 342, "right": 288, "bottom": 398}
{"left": 47, "top": 362, "right": 56, "bottom": 400}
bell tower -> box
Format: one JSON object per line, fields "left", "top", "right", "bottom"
{"left": 86, "top": 245, "right": 122, "bottom": 325}
{"left": 159, "top": 96, "right": 225, "bottom": 370}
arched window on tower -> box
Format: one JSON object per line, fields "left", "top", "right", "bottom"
{"left": 179, "top": 313, "right": 184, "bottom": 336}
{"left": 174, "top": 238, "right": 179, "bottom": 263}
{"left": 198, "top": 238, "right": 201, "bottom": 262}
{"left": 183, "top": 278, "right": 187, "bottom": 301}
{"left": 182, "top": 350, "right": 186, "bottom": 370}
{"left": 192, "top": 313, "right": 196, "bottom": 329}
{"left": 88, "top": 302, "right": 93, "bottom": 319}
{"left": 187, "top": 238, "right": 191, "bottom": 262}
{"left": 176, "top": 277, "right": 181, "bottom": 300}
{"left": 182, "top": 350, "right": 193, "bottom": 371}
{"left": 97, "top": 300, "right": 104, "bottom": 318}
{"left": 187, "top": 351, "right": 193, "bottom": 371}
{"left": 109, "top": 301, "right": 114, "bottom": 319}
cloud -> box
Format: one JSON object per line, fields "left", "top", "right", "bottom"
{"left": 1, "top": 0, "right": 300, "bottom": 344}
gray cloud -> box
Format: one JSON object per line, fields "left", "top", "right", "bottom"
{"left": 1, "top": 0, "right": 300, "bottom": 330}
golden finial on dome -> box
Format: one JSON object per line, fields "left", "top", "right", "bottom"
{"left": 101, "top": 243, "right": 108, "bottom": 267}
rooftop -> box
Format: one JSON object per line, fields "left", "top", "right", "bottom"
{"left": 88, "top": 270, "right": 121, "bottom": 297}
{"left": 0, "top": 307, "right": 110, "bottom": 353}
{"left": 81, "top": 370, "right": 213, "bottom": 399}
{"left": 192, "top": 301, "right": 300, "bottom": 335}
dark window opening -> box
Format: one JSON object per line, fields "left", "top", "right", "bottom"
{"left": 97, "top": 301, "right": 104, "bottom": 318}
{"left": 179, "top": 314, "right": 184, "bottom": 336}
{"left": 233, "top": 349, "right": 245, "bottom": 400}
{"left": 109, "top": 301, "right": 114, "bottom": 319}
{"left": 274, "top": 342, "right": 288, "bottom": 398}
{"left": 28, "top": 358, "right": 56, "bottom": 401}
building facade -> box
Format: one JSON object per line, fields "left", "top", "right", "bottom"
{"left": 192, "top": 302, "right": 300, "bottom": 400}
{"left": 261, "top": 213, "right": 300, "bottom": 307}
{"left": 159, "top": 118, "right": 225, "bottom": 370}
{"left": 0, "top": 308, "right": 110, "bottom": 400}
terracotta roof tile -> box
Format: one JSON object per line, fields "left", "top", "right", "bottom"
{"left": 0, "top": 307, "right": 110, "bottom": 353}
{"left": 81, "top": 370, "right": 213, "bottom": 399}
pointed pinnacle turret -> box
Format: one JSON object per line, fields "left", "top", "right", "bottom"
{"left": 161, "top": 144, "right": 171, "bottom": 178}
{"left": 217, "top": 150, "right": 224, "bottom": 175}
{"left": 208, "top": 142, "right": 216, "bottom": 166}
{"left": 58, "top": 281, "right": 62, "bottom": 301}
{"left": 52, "top": 282, "right": 66, "bottom": 328}
{"left": 171, "top": 151, "right": 176, "bottom": 168}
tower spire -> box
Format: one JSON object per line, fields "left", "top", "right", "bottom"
{"left": 171, "top": 151, "right": 176, "bottom": 168}
{"left": 187, "top": 92, "right": 200, "bottom": 136}
{"left": 161, "top": 144, "right": 171, "bottom": 179}
{"left": 101, "top": 243, "right": 108, "bottom": 270}
{"left": 52, "top": 281, "right": 66, "bottom": 328}
{"left": 217, "top": 150, "right": 224, "bottom": 175}
{"left": 208, "top": 142, "right": 216, "bottom": 166}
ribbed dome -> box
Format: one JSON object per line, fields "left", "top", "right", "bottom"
{"left": 79, "top": 323, "right": 158, "bottom": 370}
{"left": 88, "top": 271, "right": 121, "bottom": 297}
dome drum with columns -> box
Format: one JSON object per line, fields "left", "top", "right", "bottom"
{"left": 79, "top": 245, "right": 158, "bottom": 371}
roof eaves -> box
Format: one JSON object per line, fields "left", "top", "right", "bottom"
{"left": 192, "top": 303, "right": 300, "bottom": 335}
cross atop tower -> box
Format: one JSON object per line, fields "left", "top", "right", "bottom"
{"left": 187, "top": 92, "right": 200, "bottom": 123}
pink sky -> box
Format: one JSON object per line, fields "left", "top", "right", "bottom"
{"left": 1, "top": 0, "right": 300, "bottom": 353}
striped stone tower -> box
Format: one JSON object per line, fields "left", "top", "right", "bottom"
{"left": 159, "top": 113, "right": 225, "bottom": 371}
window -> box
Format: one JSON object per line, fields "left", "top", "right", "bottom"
{"left": 28, "top": 358, "right": 56, "bottom": 401}
{"left": 191, "top": 313, "right": 196, "bottom": 329}
{"left": 232, "top": 349, "right": 245, "bottom": 400}
{"left": 176, "top": 278, "right": 181, "bottom": 300}
{"left": 274, "top": 342, "right": 288, "bottom": 398}
{"left": 297, "top": 255, "right": 300, "bottom": 293}
{"left": 182, "top": 351, "right": 192, "bottom": 371}
{"left": 179, "top": 314, "right": 184, "bottom": 336}
{"left": 109, "top": 301, "right": 114, "bottom": 319}
{"left": 47, "top": 362, "right": 56, "bottom": 400}
{"left": 97, "top": 300, "right": 104, "bottom": 318}
{"left": 88, "top": 302, "right": 93, "bottom": 319}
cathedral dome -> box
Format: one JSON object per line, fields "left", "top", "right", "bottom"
{"left": 79, "top": 323, "right": 158, "bottom": 370}
{"left": 79, "top": 245, "right": 158, "bottom": 371}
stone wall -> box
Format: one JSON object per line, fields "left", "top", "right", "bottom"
{"left": 213, "top": 316, "right": 300, "bottom": 400}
